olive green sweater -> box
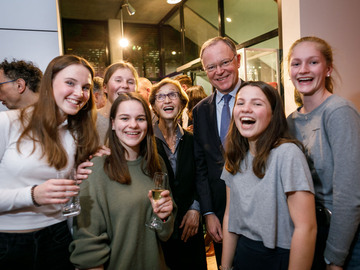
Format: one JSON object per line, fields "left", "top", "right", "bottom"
{"left": 70, "top": 156, "right": 174, "bottom": 269}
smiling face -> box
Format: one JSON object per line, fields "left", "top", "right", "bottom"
{"left": 104, "top": 68, "right": 136, "bottom": 103}
{"left": 52, "top": 64, "right": 92, "bottom": 122}
{"left": 111, "top": 99, "right": 148, "bottom": 160}
{"left": 233, "top": 85, "right": 272, "bottom": 149}
{"left": 153, "top": 83, "right": 182, "bottom": 122}
{"left": 289, "top": 41, "right": 332, "bottom": 97}
{"left": 201, "top": 41, "right": 240, "bottom": 94}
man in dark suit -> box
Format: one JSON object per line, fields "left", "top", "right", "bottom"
{"left": 193, "top": 36, "right": 243, "bottom": 266}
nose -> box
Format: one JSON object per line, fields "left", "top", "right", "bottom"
{"left": 128, "top": 118, "right": 138, "bottom": 128}
{"left": 73, "top": 86, "right": 84, "bottom": 97}
{"left": 164, "top": 94, "right": 171, "bottom": 102}
{"left": 215, "top": 64, "right": 224, "bottom": 74}
{"left": 120, "top": 81, "right": 129, "bottom": 89}
{"left": 299, "top": 63, "right": 309, "bottom": 73}
{"left": 241, "top": 103, "right": 252, "bottom": 112}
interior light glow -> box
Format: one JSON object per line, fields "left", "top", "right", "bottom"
{"left": 119, "top": 38, "right": 129, "bottom": 47}
{"left": 167, "top": 0, "right": 181, "bottom": 4}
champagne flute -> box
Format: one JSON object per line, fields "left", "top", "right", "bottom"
{"left": 57, "top": 168, "right": 81, "bottom": 217}
{"left": 145, "top": 172, "right": 169, "bottom": 230}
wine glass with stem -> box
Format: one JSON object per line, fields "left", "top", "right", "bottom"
{"left": 145, "top": 172, "right": 169, "bottom": 230}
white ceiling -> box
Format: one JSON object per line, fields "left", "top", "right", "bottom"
{"left": 59, "top": 0, "right": 178, "bottom": 24}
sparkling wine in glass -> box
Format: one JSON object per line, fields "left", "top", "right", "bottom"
{"left": 145, "top": 172, "right": 169, "bottom": 230}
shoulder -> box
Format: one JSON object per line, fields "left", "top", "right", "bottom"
{"left": 272, "top": 143, "right": 303, "bottom": 159}
{"left": 88, "top": 156, "right": 107, "bottom": 180}
{"left": 193, "top": 93, "right": 215, "bottom": 112}
{"left": 321, "top": 95, "right": 360, "bottom": 130}
{"left": 182, "top": 129, "right": 194, "bottom": 139}
{"left": 324, "top": 95, "right": 359, "bottom": 116}
{"left": 0, "top": 109, "right": 22, "bottom": 132}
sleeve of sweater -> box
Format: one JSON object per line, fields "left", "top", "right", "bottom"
{"left": 0, "top": 111, "right": 34, "bottom": 212}
{"left": 70, "top": 160, "right": 111, "bottom": 269}
{"left": 324, "top": 105, "right": 360, "bottom": 266}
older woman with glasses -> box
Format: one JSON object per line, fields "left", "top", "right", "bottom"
{"left": 149, "top": 78, "right": 207, "bottom": 270}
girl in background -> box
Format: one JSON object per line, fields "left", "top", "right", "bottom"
{"left": 97, "top": 61, "right": 139, "bottom": 143}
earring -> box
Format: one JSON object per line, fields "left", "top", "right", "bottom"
{"left": 327, "top": 74, "right": 331, "bottom": 77}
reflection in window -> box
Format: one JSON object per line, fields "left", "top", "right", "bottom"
{"left": 62, "top": 19, "right": 109, "bottom": 76}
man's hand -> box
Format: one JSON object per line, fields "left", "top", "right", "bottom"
{"left": 205, "top": 213, "right": 222, "bottom": 243}
{"left": 179, "top": 210, "right": 200, "bottom": 242}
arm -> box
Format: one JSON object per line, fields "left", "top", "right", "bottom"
{"left": 324, "top": 106, "right": 360, "bottom": 265}
{"left": 76, "top": 145, "right": 111, "bottom": 181}
{"left": 70, "top": 166, "right": 111, "bottom": 269}
{"left": 193, "top": 106, "right": 223, "bottom": 242}
{"left": 287, "top": 191, "right": 317, "bottom": 270}
{"left": 221, "top": 186, "right": 238, "bottom": 268}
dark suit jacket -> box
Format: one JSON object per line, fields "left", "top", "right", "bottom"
{"left": 193, "top": 80, "right": 243, "bottom": 222}
{"left": 193, "top": 92, "right": 227, "bottom": 222}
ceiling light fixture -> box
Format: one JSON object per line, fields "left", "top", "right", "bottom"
{"left": 167, "top": 0, "right": 182, "bottom": 4}
{"left": 124, "top": 0, "right": 136, "bottom": 16}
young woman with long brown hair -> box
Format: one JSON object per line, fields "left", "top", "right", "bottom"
{"left": 0, "top": 55, "right": 99, "bottom": 269}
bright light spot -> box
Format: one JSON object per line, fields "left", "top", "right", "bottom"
{"left": 167, "top": 0, "right": 181, "bottom": 4}
{"left": 119, "top": 38, "right": 129, "bottom": 47}
{"left": 226, "top": 17, "right": 232, "bottom": 22}
{"left": 171, "top": 51, "right": 177, "bottom": 55}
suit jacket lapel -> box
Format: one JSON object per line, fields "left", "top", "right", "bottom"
{"left": 207, "top": 92, "right": 222, "bottom": 147}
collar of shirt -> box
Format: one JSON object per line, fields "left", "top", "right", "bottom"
{"left": 153, "top": 121, "right": 184, "bottom": 150}
{"left": 215, "top": 78, "right": 242, "bottom": 105}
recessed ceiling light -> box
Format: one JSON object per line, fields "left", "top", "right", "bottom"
{"left": 226, "top": 17, "right": 232, "bottom": 22}
{"left": 167, "top": 0, "right": 182, "bottom": 4}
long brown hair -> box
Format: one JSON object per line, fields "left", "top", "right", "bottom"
{"left": 104, "top": 92, "right": 161, "bottom": 184}
{"left": 225, "top": 81, "right": 303, "bottom": 178}
{"left": 17, "top": 55, "right": 99, "bottom": 169}
{"left": 186, "top": 85, "right": 207, "bottom": 123}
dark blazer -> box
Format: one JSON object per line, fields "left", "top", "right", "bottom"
{"left": 155, "top": 130, "right": 199, "bottom": 238}
{"left": 156, "top": 130, "right": 207, "bottom": 270}
{"left": 193, "top": 91, "right": 226, "bottom": 222}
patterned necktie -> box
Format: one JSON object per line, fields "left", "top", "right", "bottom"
{"left": 220, "top": 94, "right": 231, "bottom": 145}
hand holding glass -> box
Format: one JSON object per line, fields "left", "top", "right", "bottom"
{"left": 57, "top": 169, "right": 81, "bottom": 217}
{"left": 145, "top": 172, "right": 169, "bottom": 230}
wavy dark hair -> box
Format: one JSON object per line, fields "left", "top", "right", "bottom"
{"left": 224, "top": 81, "right": 303, "bottom": 178}
{"left": 104, "top": 92, "right": 161, "bottom": 184}
{"left": 17, "top": 55, "right": 99, "bottom": 169}
{"left": 0, "top": 59, "right": 43, "bottom": 93}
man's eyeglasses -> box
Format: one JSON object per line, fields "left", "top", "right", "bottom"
{"left": 0, "top": 79, "right": 16, "bottom": 86}
{"left": 155, "top": 92, "right": 179, "bottom": 102}
{"left": 204, "top": 54, "right": 236, "bottom": 73}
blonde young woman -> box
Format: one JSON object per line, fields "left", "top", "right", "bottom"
{"left": 96, "top": 61, "right": 139, "bottom": 143}
{"left": 287, "top": 36, "right": 360, "bottom": 270}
